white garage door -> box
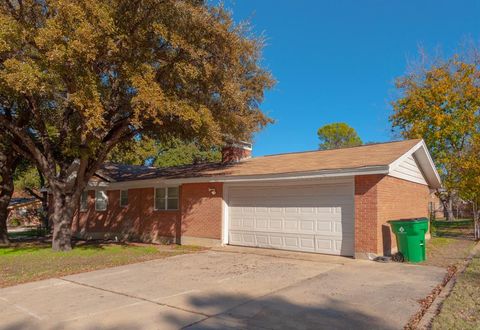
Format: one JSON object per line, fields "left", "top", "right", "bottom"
{"left": 227, "top": 179, "right": 355, "bottom": 256}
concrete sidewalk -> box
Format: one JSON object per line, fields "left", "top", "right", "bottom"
{"left": 0, "top": 248, "right": 445, "bottom": 330}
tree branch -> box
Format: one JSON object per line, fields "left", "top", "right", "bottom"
{"left": 24, "top": 187, "right": 43, "bottom": 201}
{"left": 0, "top": 116, "right": 55, "bottom": 182}
{"left": 26, "top": 95, "right": 56, "bottom": 168}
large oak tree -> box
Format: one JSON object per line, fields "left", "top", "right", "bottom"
{"left": 0, "top": 0, "right": 274, "bottom": 250}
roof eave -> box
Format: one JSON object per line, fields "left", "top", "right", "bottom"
{"left": 87, "top": 165, "right": 390, "bottom": 189}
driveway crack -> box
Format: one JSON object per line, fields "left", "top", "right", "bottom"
{"left": 59, "top": 278, "right": 210, "bottom": 319}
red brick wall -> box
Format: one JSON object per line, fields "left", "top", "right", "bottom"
{"left": 73, "top": 188, "right": 180, "bottom": 242}
{"left": 180, "top": 182, "right": 223, "bottom": 239}
{"left": 354, "top": 175, "right": 430, "bottom": 256}
{"left": 72, "top": 182, "right": 224, "bottom": 242}
{"left": 354, "top": 175, "right": 382, "bottom": 255}
{"left": 376, "top": 176, "right": 430, "bottom": 255}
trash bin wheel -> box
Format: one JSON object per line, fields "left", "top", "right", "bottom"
{"left": 392, "top": 252, "right": 405, "bottom": 263}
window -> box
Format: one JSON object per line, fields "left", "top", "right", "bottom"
{"left": 155, "top": 187, "right": 179, "bottom": 210}
{"left": 120, "top": 190, "right": 128, "bottom": 207}
{"left": 95, "top": 190, "right": 108, "bottom": 211}
{"left": 80, "top": 191, "right": 88, "bottom": 212}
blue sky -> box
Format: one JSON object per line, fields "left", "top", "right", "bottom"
{"left": 222, "top": 0, "right": 480, "bottom": 156}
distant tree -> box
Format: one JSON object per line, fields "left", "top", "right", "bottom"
{"left": 391, "top": 57, "right": 480, "bottom": 220}
{"left": 153, "top": 139, "right": 221, "bottom": 167}
{"left": 108, "top": 137, "right": 221, "bottom": 167}
{"left": 317, "top": 123, "right": 362, "bottom": 150}
{"left": 0, "top": 0, "right": 273, "bottom": 250}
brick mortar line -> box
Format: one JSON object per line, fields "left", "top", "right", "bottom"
{"left": 59, "top": 278, "right": 210, "bottom": 319}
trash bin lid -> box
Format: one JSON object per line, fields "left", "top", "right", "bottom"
{"left": 388, "top": 217, "right": 428, "bottom": 224}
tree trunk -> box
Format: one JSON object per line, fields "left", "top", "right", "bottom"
{"left": 50, "top": 190, "right": 81, "bottom": 251}
{"left": 0, "top": 150, "right": 17, "bottom": 246}
{"left": 0, "top": 202, "right": 9, "bottom": 245}
{"left": 441, "top": 194, "right": 455, "bottom": 221}
{"left": 447, "top": 197, "right": 455, "bottom": 221}
{"left": 473, "top": 202, "right": 480, "bottom": 241}
{"left": 0, "top": 176, "right": 14, "bottom": 245}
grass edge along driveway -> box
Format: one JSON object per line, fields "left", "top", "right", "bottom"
{"left": 0, "top": 241, "right": 206, "bottom": 288}
{"left": 431, "top": 244, "right": 480, "bottom": 330}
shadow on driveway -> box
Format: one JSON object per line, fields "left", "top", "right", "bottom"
{"left": 163, "top": 292, "right": 395, "bottom": 330}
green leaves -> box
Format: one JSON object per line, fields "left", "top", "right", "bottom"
{"left": 317, "top": 123, "right": 363, "bottom": 150}
{"left": 391, "top": 58, "right": 480, "bottom": 193}
{"left": 0, "top": 0, "right": 273, "bottom": 171}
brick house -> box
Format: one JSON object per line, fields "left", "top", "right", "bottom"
{"left": 74, "top": 139, "right": 441, "bottom": 258}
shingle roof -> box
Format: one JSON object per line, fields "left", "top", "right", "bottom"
{"left": 97, "top": 139, "right": 421, "bottom": 182}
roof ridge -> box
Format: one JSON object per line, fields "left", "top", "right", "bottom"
{"left": 254, "top": 139, "right": 421, "bottom": 159}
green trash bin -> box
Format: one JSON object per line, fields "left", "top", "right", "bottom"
{"left": 388, "top": 218, "right": 429, "bottom": 263}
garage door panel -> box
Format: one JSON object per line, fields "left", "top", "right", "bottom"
{"left": 269, "top": 219, "right": 283, "bottom": 230}
{"left": 300, "top": 220, "right": 315, "bottom": 231}
{"left": 255, "top": 218, "right": 268, "bottom": 229}
{"left": 228, "top": 181, "right": 354, "bottom": 256}
{"left": 315, "top": 237, "right": 334, "bottom": 252}
{"left": 242, "top": 218, "right": 255, "bottom": 229}
{"left": 268, "top": 235, "right": 283, "bottom": 247}
{"left": 229, "top": 216, "right": 243, "bottom": 229}
{"left": 284, "top": 219, "right": 299, "bottom": 230}
{"left": 284, "top": 207, "right": 298, "bottom": 214}
{"left": 284, "top": 236, "right": 299, "bottom": 248}
{"left": 314, "top": 220, "right": 331, "bottom": 231}
{"left": 255, "top": 207, "right": 269, "bottom": 214}
{"left": 300, "top": 237, "right": 316, "bottom": 250}
{"left": 256, "top": 234, "right": 269, "bottom": 245}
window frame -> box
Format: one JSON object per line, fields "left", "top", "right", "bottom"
{"left": 95, "top": 190, "right": 108, "bottom": 212}
{"left": 154, "top": 186, "right": 179, "bottom": 211}
{"left": 120, "top": 189, "right": 128, "bottom": 207}
{"left": 80, "top": 190, "right": 88, "bottom": 212}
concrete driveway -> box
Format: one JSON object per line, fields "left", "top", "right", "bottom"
{"left": 0, "top": 246, "right": 445, "bottom": 330}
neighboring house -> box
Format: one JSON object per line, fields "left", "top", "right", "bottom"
{"left": 8, "top": 197, "right": 42, "bottom": 227}
{"left": 74, "top": 139, "right": 441, "bottom": 259}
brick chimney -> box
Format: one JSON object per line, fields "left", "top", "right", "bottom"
{"left": 221, "top": 141, "right": 252, "bottom": 163}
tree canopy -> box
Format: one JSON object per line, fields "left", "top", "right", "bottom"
{"left": 317, "top": 123, "right": 362, "bottom": 150}
{"left": 391, "top": 58, "right": 480, "bottom": 190}
{"left": 0, "top": 0, "right": 274, "bottom": 250}
{"left": 108, "top": 137, "right": 221, "bottom": 167}
{"left": 391, "top": 55, "right": 480, "bottom": 223}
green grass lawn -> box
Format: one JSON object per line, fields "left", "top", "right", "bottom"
{"left": 424, "top": 220, "right": 476, "bottom": 268}
{"left": 0, "top": 241, "right": 205, "bottom": 288}
{"left": 431, "top": 250, "right": 480, "bottom": 329}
